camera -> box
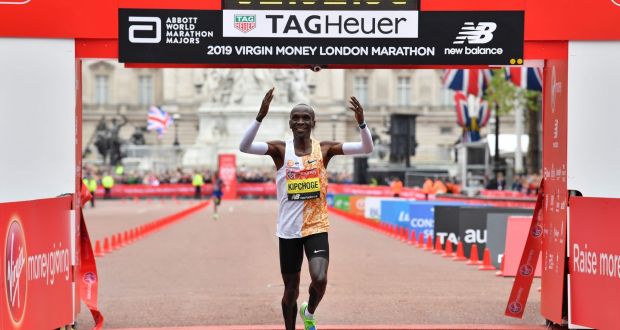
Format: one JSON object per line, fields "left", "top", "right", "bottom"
{"left": 309, "top": 65, "right": 325, "bottom": 72}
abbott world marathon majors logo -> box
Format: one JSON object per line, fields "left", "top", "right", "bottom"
{"left": 128, "top": 15, "right": 214, "bottom": 45}
{"left": 5, "top": 219, "right": 27, "bottom": 323}
{"left": 444, "top": 22, "right": 503, "bottom": 56}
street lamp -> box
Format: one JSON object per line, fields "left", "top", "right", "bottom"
{"left": 172, "top": 113, "right": 181, "bottom": 146}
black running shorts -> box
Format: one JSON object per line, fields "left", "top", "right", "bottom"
{"left": 278, "top": 232, "right": 329, "bottom": 274}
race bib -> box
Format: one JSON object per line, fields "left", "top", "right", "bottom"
{"left": 286, "top": 168, "right": 320, "bottom": 201}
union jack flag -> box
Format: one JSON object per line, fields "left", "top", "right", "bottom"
{"left": 147, "top": 106, "right": 173, "bottom": 136}
{"left": 443, "top": 69, "right": 492, "bottom": 97}
{"left": 454, "top": 91, "right": 490, "bottom": 142}
{"left": 505, "top": 67, "right": 543, "bottom": 91}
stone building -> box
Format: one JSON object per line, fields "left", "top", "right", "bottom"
{"left": 81, "top": 60, "right": 517, "bottom": 174}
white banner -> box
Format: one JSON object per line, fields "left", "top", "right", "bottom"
{"left": 223, "top": 10, "right": 418, "bottom": 38}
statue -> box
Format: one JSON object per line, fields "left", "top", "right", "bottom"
{"left": 200, "top": 69, "right": 310, "bottom": 106}
{"left": 93, "top": 115, "right": 128, "bottom": 166}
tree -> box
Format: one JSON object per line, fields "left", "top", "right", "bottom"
{"left": 483, "top": 69, "right": 519, "bottom": 166}
{"left": 484, "top": 69, "right": 543, "bottom": 174}
{"left": 523, "top": 90, "right": 542, "bottom": 174}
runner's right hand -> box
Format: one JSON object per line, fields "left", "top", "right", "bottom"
{"left": 257, "top": 87, "right": 275, "bottom": 122}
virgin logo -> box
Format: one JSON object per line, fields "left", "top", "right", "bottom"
{"left": 5, "top": 220, "right": 27, "bottom": 323}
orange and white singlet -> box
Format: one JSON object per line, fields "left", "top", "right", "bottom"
{"left": 275, "top": 139, "right": 329, "bottom": 238}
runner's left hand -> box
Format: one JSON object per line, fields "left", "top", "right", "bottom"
{"left": 348, "top": 96, "right": 365, "bottom": 124}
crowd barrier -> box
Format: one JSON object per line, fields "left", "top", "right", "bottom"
{"left": 329, "top": 193, "right": 537, "bottom": 277}
{"left": 436, "top": 194, "right": 536, "bottom": 208}
{"left": 93, "top": 183, "right": 434, "bottom": 199}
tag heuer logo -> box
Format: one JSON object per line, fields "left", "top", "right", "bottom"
{"left": 234, "top": 15, "right": 256, "bottom": 33}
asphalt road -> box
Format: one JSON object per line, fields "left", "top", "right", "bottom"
{"left": 77, "top": 200, "right": 544, "bottom": 329}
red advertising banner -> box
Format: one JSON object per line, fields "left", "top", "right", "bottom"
{"left": 0, "top": 196, "right": 74, "bottom": 330}
{"left": 503, "top": 216, "right": 542, "bottom": 277}
{"left": 219, "top": 154, "right": 238, "bottom": 200}
{"left": 540, "top": 58, "right": 568, "bottom": 323}
{"left": 505, "top": 181, "right": 544, "bottom": 319}
{"left": 569, "top": 197, "right": 620, "bottom": 329}
{"left": 329, "top": 184, "right": 430, "bottom": 200}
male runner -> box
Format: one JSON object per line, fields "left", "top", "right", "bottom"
{"left": 239, "top": 88, "right": 373, "bottom": 330}
{"left": 212, "top": 173, "right": 224, "bottom": 220}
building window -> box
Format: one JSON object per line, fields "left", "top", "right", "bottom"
{"left": 440, "top": 126, "right": 453, "bottom": 135}
{"left": 442, "top": 88, "right": 454, "bottom": 106}
{"left": 139, "top": 75, "right": 153, "bottom": 106}
{"left": 397, "top": 77, "right": 411, "bottom": 106}
{"left": 94, "top": 74, "right": 108, "bottom": 105}
{"left": 354, "top": 76, "right": 368, "bottom": 105}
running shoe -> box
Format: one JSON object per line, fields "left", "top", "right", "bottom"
{"left": 299, "top": 302, "right": 316, "bottom": 330}
{"left": 213, "top": 213, "right": 219, "bottom": 220}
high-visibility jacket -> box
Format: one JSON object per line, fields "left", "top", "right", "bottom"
{"left": 115, "top": 165, "right": 124, "bottom": 175}
{"left": 102, "top": 175, "right": 114, "bottom": 189}
{"left": 86, "top": 178, "right": 98, "bottom": 192}
{"left": 422, "top": 179, "right": 434, "bottom": 194}
{"left": 391, "top": 180, "right": 403, "bottom": 194}
{"left": 433, "top": 180, "right": 448, "bottom": 194}
{"left": 192, "top": 174, "right": 204, "bottom": 187}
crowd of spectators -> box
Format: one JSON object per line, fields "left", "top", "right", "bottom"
{"left": 83, "top": 165, "right": 363, "bottom": 186}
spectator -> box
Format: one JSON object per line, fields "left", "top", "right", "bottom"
{"left": 101, "top": 173, "right": 114, "bottom": 199}
{"left": 192, "top": 171, "right": 204, "bottom": 199}
{"left": 390, "top": 177, "right": 403, "bottom": 197}
{"left": 486, "top": 171, "right": 506, "bottom": 191}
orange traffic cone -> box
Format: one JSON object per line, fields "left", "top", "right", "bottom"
{"left": 400, "top": 227, "right": 407, "bottom": 242}
{"left": 111, "top": 235, "right": 117, "bottom": 250}
{"left": 495, "top": 256, "right": 505, "bottom": 276}
{"left": 466, "top": 244, "right": 482, "bottom": 265}
{"left": 479, "top": 248, "right": 496, "bottom": 271}
{"left": 103, "top": 237, "right": 111, "bottom": 253}
{"left": 416, "top": 232, "right": 424, "bottom": 248}
{"left": 94, "top": 240, "right": 104, "bottom": 257}
{"left": 117, "top": 233, "right": 124, "bottom": 248}
{"left": 432, "top": 236, "right": 443, "bottom": 254}
{"left": 407, "top": 229, "right": 416, "bottom": 245}
{"left": 453, "top": 241, "right": 467, "bottom": 261}
{"left": 424, "top": 235, "right": 433, "bottom": 251}
{"left": 442, "top": 240, "right": 454, "bottom": 258}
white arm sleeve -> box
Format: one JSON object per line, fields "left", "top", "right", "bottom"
{"left": 342, "top": 126, "right": 374, "bottom": 155}
{"left": 239, "top": 120, "right": 269, "bottom": 155}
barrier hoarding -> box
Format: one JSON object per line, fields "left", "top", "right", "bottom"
{"left": 458, "top": 207, "right": 531, "bottom": 260}
{"left": 486, "top": 213, "right": 512, "bottom": 269}
{"left": 363, "top": 197, "right": 383, "bottom": 220}
{"left": 569, "top": 197, "right": 620, "bottom": 329}
{"left": 348, "top": 196, "right": 365, "bottom": 219}
{"left": 433, "top": 206, "right": 462, "bottom": 247}
{"left": 408, "top": 201, "right": 466, "bottom": 244}
{"left": 1, "top": 197, "right": 74, "bottom": 330}
{"left": 379, "top": 200, "right": 412, "bottom": 227}
{"left": 503, "top": 216, "right": 541, "bottom": 277}
{"left": 333, "top": 194, "right": 350, "bottom": 211}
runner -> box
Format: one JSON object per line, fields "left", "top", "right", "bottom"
{"left": 212, "top": 172, "right": 224, "bottom": 220}
{"left": 239, "top": 87, "right": 373, "bottom": 330}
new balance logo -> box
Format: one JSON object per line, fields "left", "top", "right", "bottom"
{"left": 453, "top": 22, "right": 496, "bottom": 45}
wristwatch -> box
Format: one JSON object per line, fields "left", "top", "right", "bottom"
{"left": 358, "top": 122, "right": 367, "bottom": 129}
